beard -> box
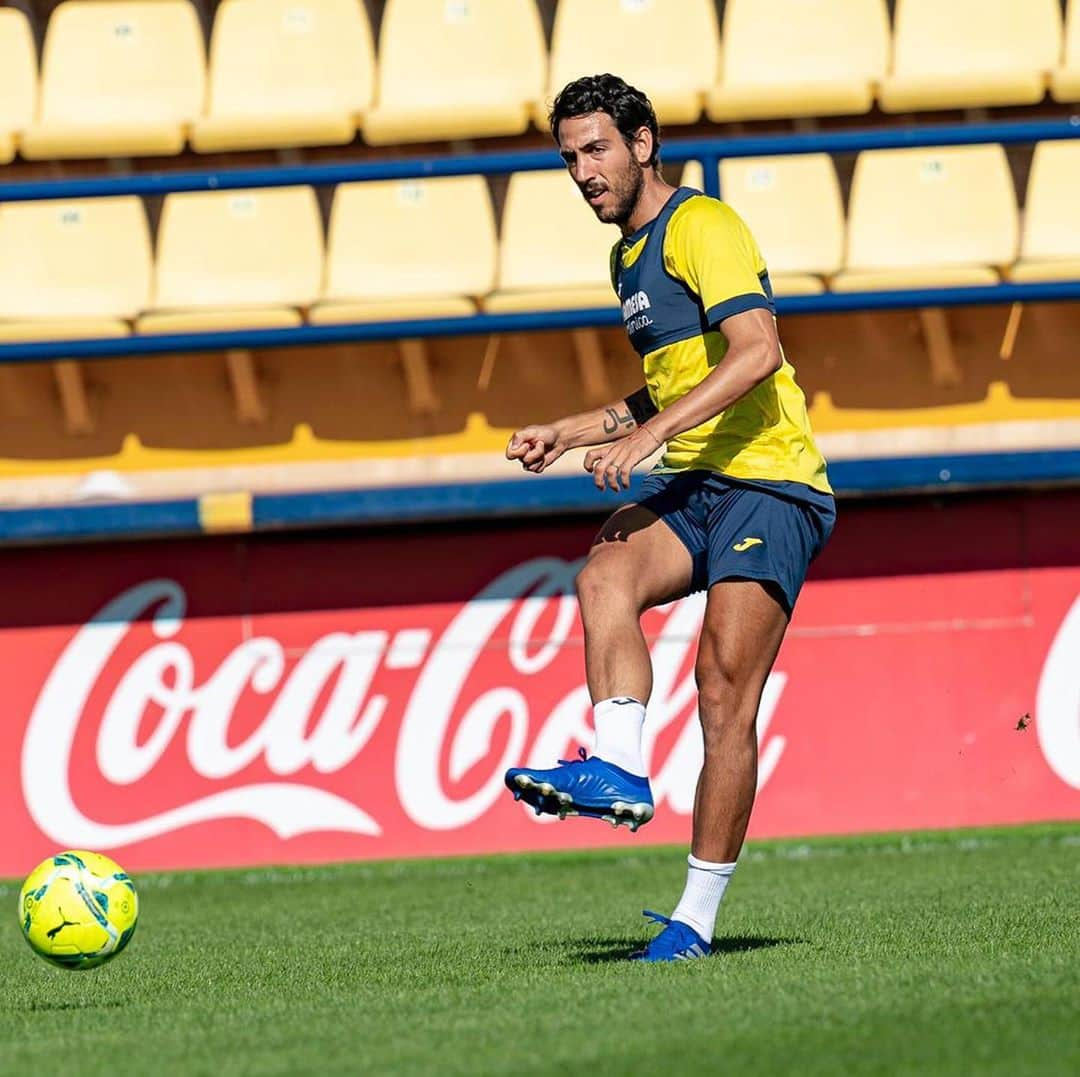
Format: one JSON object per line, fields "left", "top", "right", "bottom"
{"left": 585, "top": 158, "right": 645, "bottom": 226}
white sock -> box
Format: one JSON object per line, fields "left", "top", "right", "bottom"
{"left": 671, "top": 855, "right": 737, "bottom": 943}
{"left": 591, "top": 696, "right": 647, "bottom": 776}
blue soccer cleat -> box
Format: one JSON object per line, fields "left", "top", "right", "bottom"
{"left": 504, "top": 748, "right": 654, "bottom": 832}
{"left": 631, "top": 910, "right": 711, "bottom": 962}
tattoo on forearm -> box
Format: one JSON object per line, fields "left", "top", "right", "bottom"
{"left": 602, "top": 406, "right": 636, "bottom": 435}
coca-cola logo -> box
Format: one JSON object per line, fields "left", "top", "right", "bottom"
{"left": 1037, "top": 593, "right": 1080, "bottom": 790}
{"left": 21, "top": 560, "right": 791, "bottom": 850}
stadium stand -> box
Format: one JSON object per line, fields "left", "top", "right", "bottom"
{"left": 682, "top": 155, "right": 844, "bottom": 296}
{"left": 192, "top": 0, "right": 376, "bottom": 153}
{"left": 311, "top": 174, "right": 499, "bottom": 415}
{"left": 706, "top": 0, "right": 889, "bottom": 122}
{"left": 879, "top": 0, "right": 1062, "bottom": 112}
{"left": 1052, "top": 0, "right": 1080, "bottom": 102}
{"left": 833, "top": 145, "right": 1019, "bottom": 291}
{"left": 833, "top": 143, "right": 1020, "bottom": 387}
{"left": 312, "top": 176, "right": 497, "bottom": 322}
{"left": 362, "top": 0, "right": 546, "bottom": 145}
{"left": 543, "top": 0, "right": 719, "bottom": 127}
{"left": 20, "top": 0, "right": 206, "bottom": 160}
{"left": 0, "top": 195, "right": 151, "bottom": 435}
{"left": 138, "top": 186, "right": 323, "bottom": 333}
{"left": 0, "top": 195, "right": 150, "bottom": 331}
{"left": 0, "top": 6, "right": 35, "bottom": 166}
{"left": 483, "top": 170, "right": 616, "bottom": 314}
{"left": 1008, "top": 141, "right": 1080, "bottom": 283}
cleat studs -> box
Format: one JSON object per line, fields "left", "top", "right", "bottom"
{"left": 556, "top": 792, "right": 572, "bottom": 805}
{"left": 514, "top": 774, "right": 530, "bottom": 789}
{"left": 534, "top": 804, "right": 544, "bottom": 816}
{"left": 513, "top": 791, "right": 521, "bottom": 801}
{"left": 538, "top": 782, "right": 555, "bottom": 796}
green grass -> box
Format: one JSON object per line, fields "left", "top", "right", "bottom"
{"left": 1, "top": 824, "right": 1078, "bottom": 1076}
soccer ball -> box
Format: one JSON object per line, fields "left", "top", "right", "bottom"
{"left": 18, "top": 850, "right": 138, "bottom": 971}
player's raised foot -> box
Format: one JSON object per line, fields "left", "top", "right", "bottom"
{"left": 504, "top": 748, "right": 654, "bottom": 831}
{"left": 630, "top": 910, "right": 711, "bottom": 963}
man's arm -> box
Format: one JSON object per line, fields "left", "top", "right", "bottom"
{"left": 507, "top": 387, "right": 658, "bottom": 473}
{"left": 641, "top": 308, "right": 779, "bottom": 443}
{"left": 584, "top": 308, "right": 781, "bottom": 491}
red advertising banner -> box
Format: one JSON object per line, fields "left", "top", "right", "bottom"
{"left": 2, "top": 491, "right": 1078, "bottom": 876}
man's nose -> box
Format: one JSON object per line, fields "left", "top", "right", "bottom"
{"left": 573, "top": 158, "right": 598, "bottom": 184}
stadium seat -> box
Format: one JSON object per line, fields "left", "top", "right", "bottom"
{"left": 192, "top": 0, "right": 375, "bottom": 153}
{"left": 20, "top": 0, "right": 205, "bottom": 160}
{"left": 0, "top": 197, "right": 151, "bottom": 336}
{"left": 483, "top": 170, "right": 618, "bottom": 313}
{"left": 138, "top": 187, "right": 323, "bottom": 332}
{"left": 832, "top": 145, "right": 1019, "bottom": 291}
{"left": 1007, "top": 142, "right": 1080, "bottom": 283}
{"left": 311, "top": 176, "right": 497, "bottom": 323}
{"left": 543, "top": 0, "right": 719, "bottom": 128}
{"left": 879, "top": 0, "right": 1061, "bottom": 112}
{"left": 0, "top": 7, "right": 36, "bottom": 165}
{"left": 362, "top": 0, "right": 545, "bottom": 145}
{"left": 1052, "top": 0, "right": 1080, "bottom": 102}
{"left": 682, "top": 156, "right": 844, "bottom": 295}
{"left": 706, "top": 0, "right": 889, "bottom": 122}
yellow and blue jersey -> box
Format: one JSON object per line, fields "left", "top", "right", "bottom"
{"left": 612, "top": 187, "right": 832, "bottom": 496}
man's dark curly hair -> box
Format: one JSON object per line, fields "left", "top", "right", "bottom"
{"left": 549, "top": 74, "right": 661, "bottom": 169}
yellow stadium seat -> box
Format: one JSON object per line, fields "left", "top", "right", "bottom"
{"left": 833, "top": 145, "right": 1019, "bottom": 291}
{"left": 1051, "top": 0, "right": 1080, "bottom": 102}
{"left": 0, "top": 8, "right": 36, "bottom": 165}
{"left": 543, "top": 0, "right": 719, "bottom": 128}
{"left": 0, "top": 197, "right": 151, "bottom": 339}
{"left": 362, "top": 0, "right": 545, "bottom": 145}
{"left": 20, "top": 1, "right": 205, "bottom": 160}
{"left": 880, "top": 0, "right": 1061, "bottom": 112}
{"left": 706, "top": 0, "right": 889, "bottom": 122}
{"left": 1007, "top": 142, "right": 1080, "bottom": 283}
{"left": 192, "top": 0, "right": 375, "bottom": 153}
{"left": 138, "top": 187, "right": 323, "bottom": 333}
{"left": 483, "top": 171, "right": 618, "bottom": 313}
{"left": 311, "top": 176, "right": 496, "bottom": 323}
{"left": 682, "top": 156, "right": 843, "bottom": 296}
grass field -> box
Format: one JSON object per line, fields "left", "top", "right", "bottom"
{"left": 1, "top": 824, "right": 1078, "bottom": 1076}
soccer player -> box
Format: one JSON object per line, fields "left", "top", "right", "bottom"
{"left": 503, "top": 75, "right": 836, "bottom": 962}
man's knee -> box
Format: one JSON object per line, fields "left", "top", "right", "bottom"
{"left": 694, "top": 644, "right": 758, "bottom": 741}
{"left": 575, "top": 553, "right": 626, "bottom": 616}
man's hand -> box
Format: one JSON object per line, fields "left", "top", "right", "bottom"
{"left": 583, "top": 427, "right": 663, "bottom": 491}
{"left": 506, "top": 424, "right": 566, "bottom": 473}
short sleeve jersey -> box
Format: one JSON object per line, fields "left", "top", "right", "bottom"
{"left": 611, "top": 187, "right": 831, "bottom": 496}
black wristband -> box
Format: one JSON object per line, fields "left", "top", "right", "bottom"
{"left": 624, "top": 386, "right": 659, "bottom": 425}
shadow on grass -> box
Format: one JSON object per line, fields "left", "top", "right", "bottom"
{"left": 573, "top": 935, "right": 801, "bottom": 964}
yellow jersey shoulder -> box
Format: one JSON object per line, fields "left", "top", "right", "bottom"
{"left": 663, "top": 194, "right": 768, "bottom": 281}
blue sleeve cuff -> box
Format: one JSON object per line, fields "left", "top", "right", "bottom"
{"left": 705, "top": 292, "right": 773, "bottom": 327}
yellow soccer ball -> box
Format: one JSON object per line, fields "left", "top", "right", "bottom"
{"left": 18, "top": 851, "right": 138, "bottom": 970}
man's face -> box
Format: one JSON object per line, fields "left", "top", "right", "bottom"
{"left": 557, "top": 112, "right": 645, "bottom": 227}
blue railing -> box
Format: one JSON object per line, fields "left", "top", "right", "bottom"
{"left": 1, "top": 115, "right": 1077, "bottom": 203}
{"left": 3, "top": 447, "right": 1079, "bottom": 545}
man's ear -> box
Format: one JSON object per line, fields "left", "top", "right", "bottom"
{"left": 632, "top": 126, "right": 654, "bottom": 166}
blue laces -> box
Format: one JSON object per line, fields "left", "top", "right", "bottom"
{"left": 557, "top": 746, "right": 590, "bottom": 766}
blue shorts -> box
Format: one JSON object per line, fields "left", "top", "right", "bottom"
{"left": 636, "top": 470, "right": 836, "bottom": 613}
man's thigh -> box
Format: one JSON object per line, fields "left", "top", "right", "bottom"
{"left": 584, "top": 501, "right": 696, "bottom": 612}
